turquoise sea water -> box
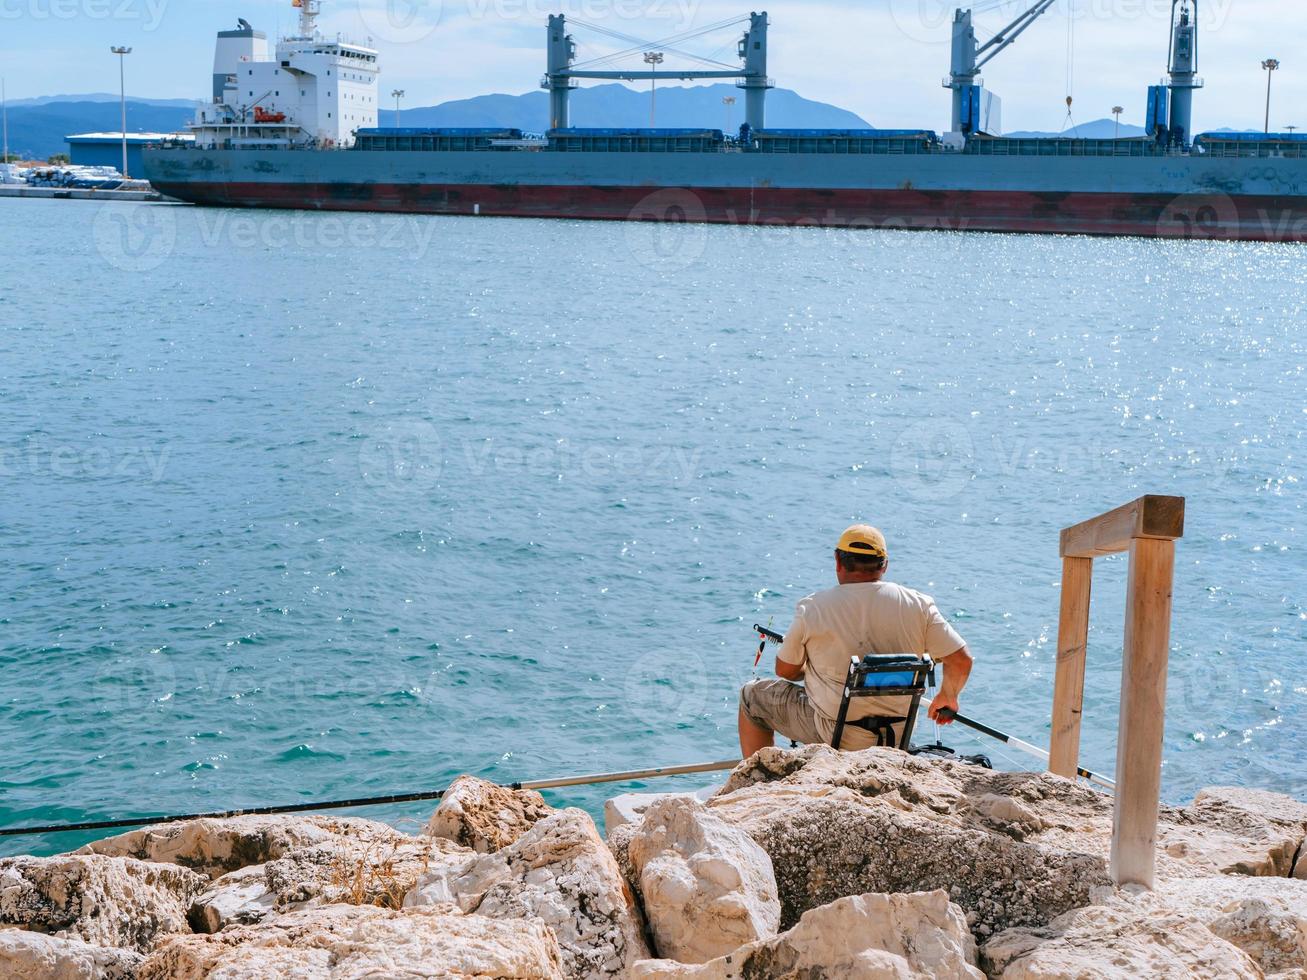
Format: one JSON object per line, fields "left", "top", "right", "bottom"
{"left": 1, "top": 197, "right": 1304, "bottom": 857}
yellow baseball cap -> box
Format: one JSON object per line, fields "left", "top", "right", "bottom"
{"left": 836, "top": 524, "right": 888, "bottom": 561}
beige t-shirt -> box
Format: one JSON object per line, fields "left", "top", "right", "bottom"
{"left": 777, "top": 581, "right": 966, "bottom": 746}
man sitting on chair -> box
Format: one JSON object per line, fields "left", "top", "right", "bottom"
{"left": 739, "top": 524, "right": 973, "bottom": 756}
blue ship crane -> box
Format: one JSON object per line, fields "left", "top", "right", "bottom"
{"left": 946, "top": 1, "right": 1057, "bottom": 135}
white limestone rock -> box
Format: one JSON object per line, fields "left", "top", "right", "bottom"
{"left": 982, "top": 903, "right": 1263, "bottom": 980}
{"left": 185, "top": 864, "right": 278, "bottom": 934}
{"left": 0, "top": 854, "right": 205, "bottom": 953}
{"left": 700, "top": 745, "right": 1307, "bottom": 937}
{"left": 603, "top": 784, "right": 720, "bottom": 836}
{"left": 1171, "top": 786, "right": 1307, "bottom": 877}
{"left": 627, "top": 796, "right": 780, "bottom": 963}
{"left": 0, "top": 928, "right": 144, "bottom": 980}
{"left": 1162, "top": 875, "right": 1307, "bottom": 976}
{"left": 983, "top": 874, "right": 1307, "bottom": 978}
{"left": 703, "top": 746, "right": 1112, "bottom": 936}
{"left": 76, "top": 813, "right": 407, "bottom": 880}
{"left": 631, "top": 890, "right": 983, "bottom": 979}
{"left": 188, "top": 832, "right": 471, "bottom": 933}
{"left": 424, "top": 775, "right": 554, "bottom": 853}
{"left": 407, "top": 807, "right": 650, "bottom": 979}
{"left": 140, "top": 903, "right": 566, "bottom": 979}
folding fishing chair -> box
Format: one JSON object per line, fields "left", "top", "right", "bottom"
{"left": 830, "top": 654, "right": 935, "bottom": 751}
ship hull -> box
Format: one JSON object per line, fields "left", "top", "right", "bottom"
{"left": 147, "top": 178, "right": 1307, "bottom": 240}
{"left": 145, "top": 148, "right": 1307, "bottom": 241}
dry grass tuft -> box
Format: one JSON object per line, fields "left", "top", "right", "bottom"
{"left": 328, "top": 840, "right": 412, "bottom": 909}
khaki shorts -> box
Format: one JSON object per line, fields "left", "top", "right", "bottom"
{"left": 739, "top": 678, "right": 907, "bottom": 751}
{"left": 739, "top": 678, "right": 827, "bottom": 746}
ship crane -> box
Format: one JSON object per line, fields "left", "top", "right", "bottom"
{"left": 1164, "top": 0, "right": 1202, "bottom": 145}
{"left": 543, "top": 12, "right": 773, "bottom": 131}
{"left": 946, "top": 1, "right": 1056, "bottom": 135}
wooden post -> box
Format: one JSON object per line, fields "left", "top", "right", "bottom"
{"left": 1110, "top": 536, "right": 1176, "bottom": 888}
{"left": 1051, "top": 494, "right": 1184, "bottom": 889}
{"left": 1049, "top": 556, "right": 1093, "bottom": 777}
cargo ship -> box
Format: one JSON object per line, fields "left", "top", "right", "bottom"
{"left": 143, "top": 0, "right": 1307, "bottom": 241}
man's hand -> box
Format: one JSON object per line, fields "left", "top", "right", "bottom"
{"left": 929, "top": 646, "right": 972, "bottom": 726}
{"left": 928, "top": 694, "right": 959, "bottom": 724}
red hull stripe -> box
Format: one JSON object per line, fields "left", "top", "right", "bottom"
{"left": 150, "top": 181, "right": 1307, "bottom": 242}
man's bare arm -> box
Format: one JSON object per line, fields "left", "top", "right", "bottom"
{"left": 776, "top": 657, "right": 804, "bottom": 681}
{"left": 927, "top": 646, "right": 973, "bottom": 724}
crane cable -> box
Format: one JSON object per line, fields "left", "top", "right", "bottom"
{"left": 570, "top": 16, "right": 747, "bottom": 72}
{"left": 1064, "top": 0, "right": 1078, "bottom": 134}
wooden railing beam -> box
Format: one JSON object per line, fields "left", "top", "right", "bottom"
{"left": 1059, "top": 494, "right": 1185, "bottom": 559}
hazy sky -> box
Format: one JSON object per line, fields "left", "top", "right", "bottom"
{"left": 2, "top": 0, "right": 1303, "bottom": 132}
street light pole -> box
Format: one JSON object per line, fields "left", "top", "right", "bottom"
{"left": 722, "top": 94, "right": 736, "bottom": 134}
{"left": 1112, "top": 105, "right": 1124, "bottom": 141}
{"left": 111, "top": 46, "right": 132, "bottom": 177}
{"left": 2, "top": 76, "right": 9, "bottom": 169}
{"left": 391, "top": 88, "right": 405, "bottom": 126}
{"left": 1262, "top": 59, "right": 1280, "bottom": 135}
{"left": 643, "top": 51, "right": 663, "bottom": 127}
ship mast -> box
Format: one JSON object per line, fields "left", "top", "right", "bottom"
{"left": 293, "top": 0, "right": 320, "bottom": 40}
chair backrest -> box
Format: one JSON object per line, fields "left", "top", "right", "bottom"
{"left": 852, "top": 654, "right": 932, "bottom": 695}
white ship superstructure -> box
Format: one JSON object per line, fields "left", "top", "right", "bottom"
{"left": 193, "top": 0, "right": 378, "bottom": 149}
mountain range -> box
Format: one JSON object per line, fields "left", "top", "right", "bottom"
{"left": 2, "top": 84, "right": 869, "bottom": 160}
{"left": 1007, "top": 119, "right": 1147, "bottom": 139}
{"left": 380, "top": 83, "right": 871, "bottom": 133}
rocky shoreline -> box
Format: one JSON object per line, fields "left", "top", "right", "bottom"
{"left": 2, "top": 745, "right": 1304, "bottom": 978}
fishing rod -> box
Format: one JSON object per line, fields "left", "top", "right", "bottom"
{"left": 0, "top": 759, "right": 742, "bottom": 840}
{"left": 752, "top": 623, "right": 1115, "bottom": 791}
{"left": 923, "top": 699, "right": 1116, "bottom": 791}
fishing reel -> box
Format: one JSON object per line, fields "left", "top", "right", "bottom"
{"left": 753, "top": 623, "right": 784, "bottom": 665}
